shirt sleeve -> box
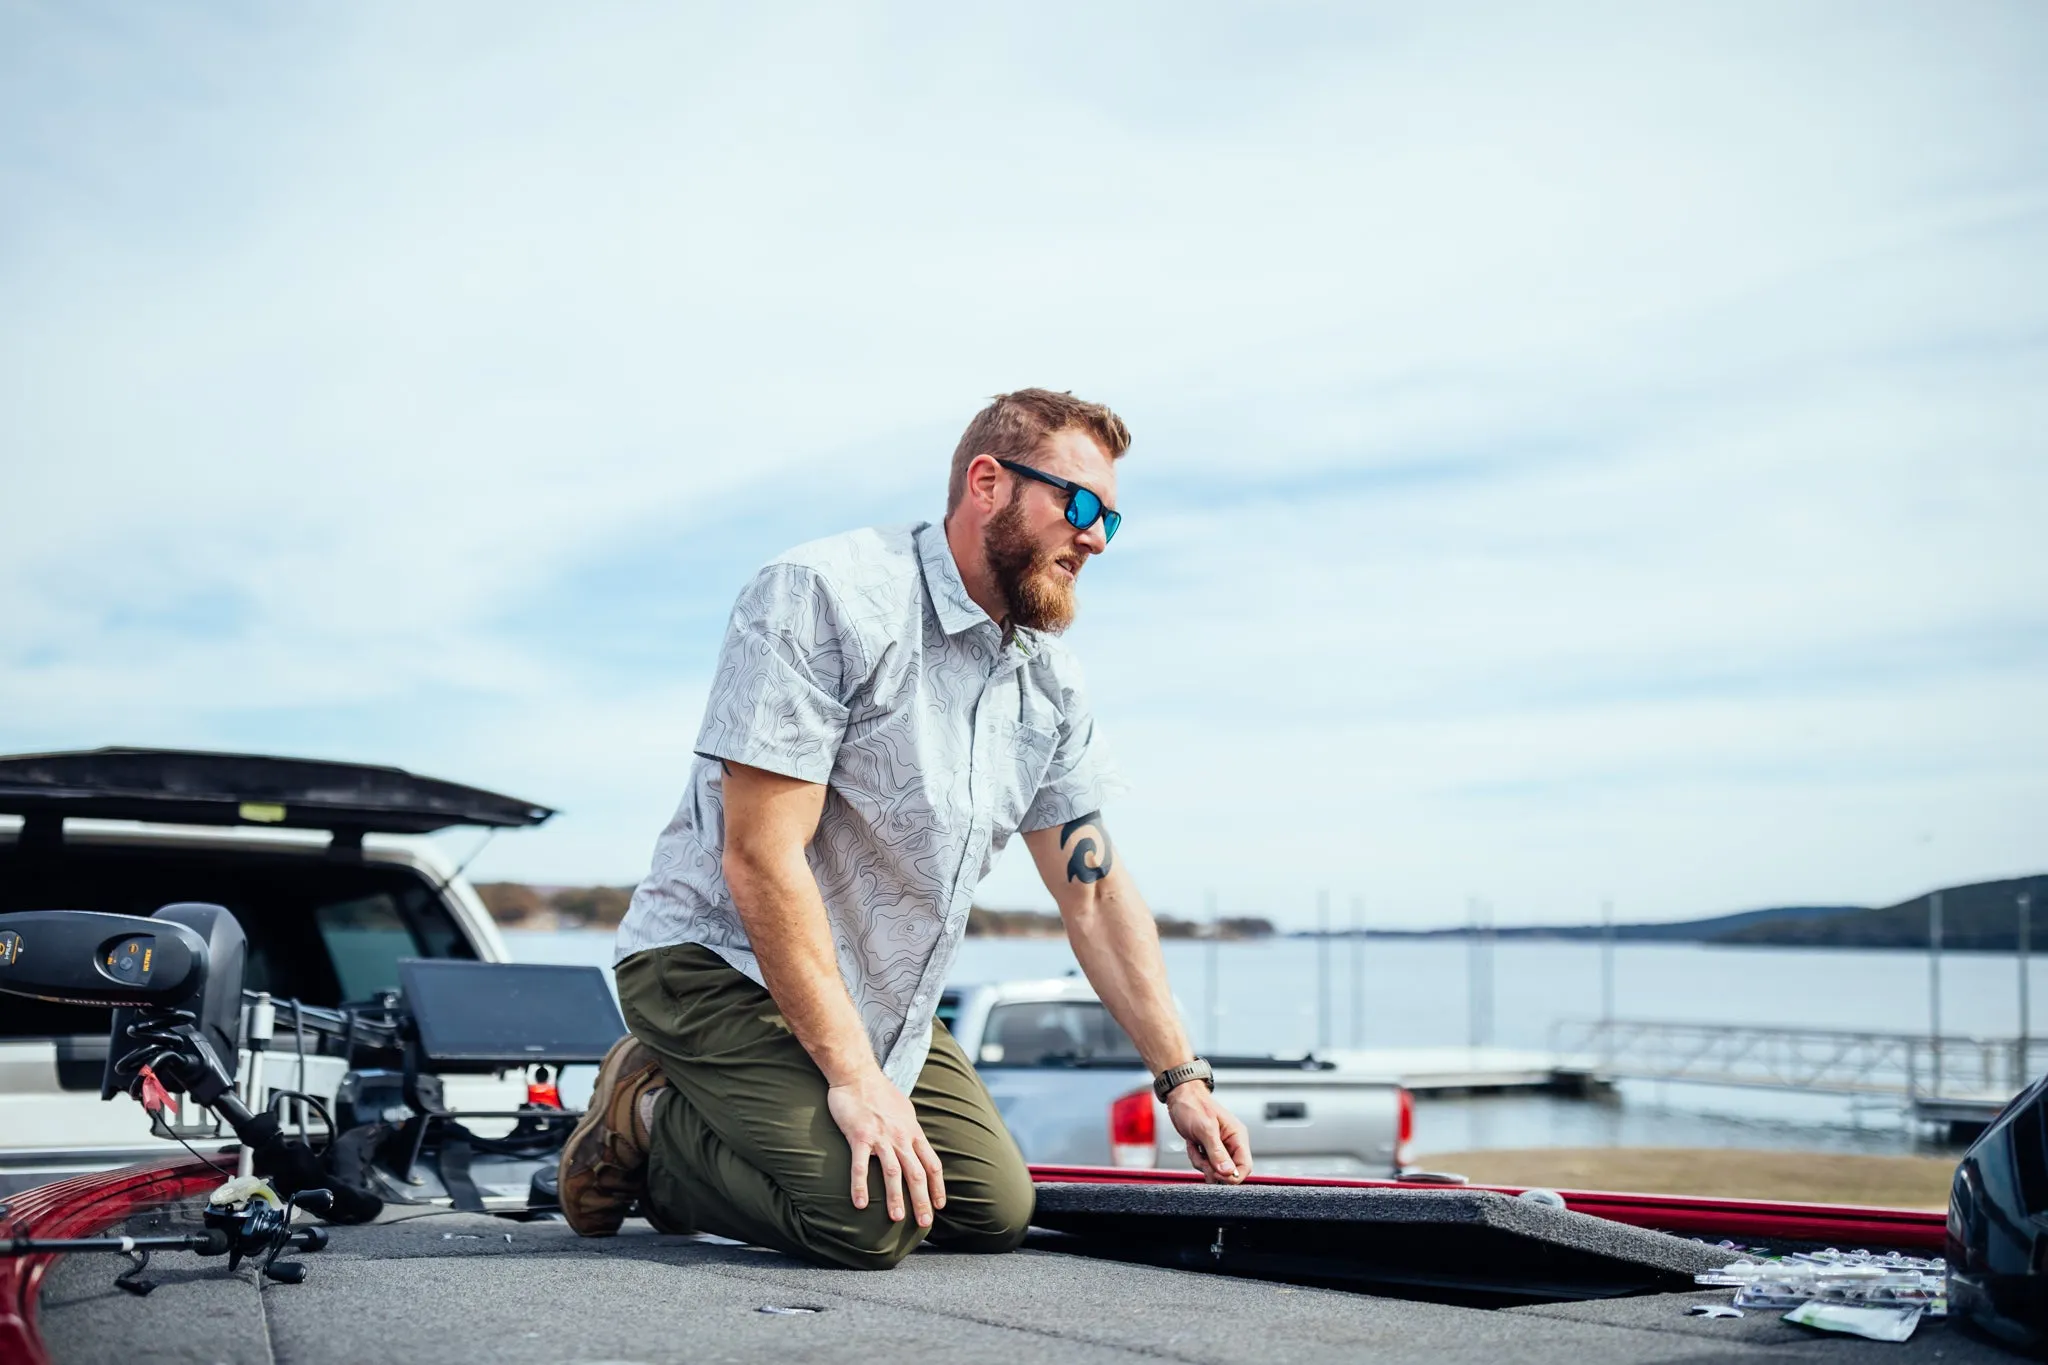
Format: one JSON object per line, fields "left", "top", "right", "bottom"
{"left": 694, "top": 563, "right": 866, "bottom": 785}
{"left": 1021, "top": 656, "right": 1126, "bottom": 832}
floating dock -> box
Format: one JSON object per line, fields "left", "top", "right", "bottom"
{"left": 1321, "top": 1047, "right": 1603, "bottom": 1095}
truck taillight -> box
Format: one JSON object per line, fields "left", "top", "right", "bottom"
{"left": 1396, "top": 1086, "right": 1414, "bottom": 1170}
{"left": 1110, "top": 1087, "right": 1157, "bottom": 1168}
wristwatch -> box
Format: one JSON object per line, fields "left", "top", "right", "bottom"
{"left": 1153, "top": 1057, "right": 1215, "bottom": 1102}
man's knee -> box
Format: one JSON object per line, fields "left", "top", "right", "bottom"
{"left": 832, "top": 1228, "right": 922, "bottom": 1271}
{"left": 945, "top": 1209, "right": 1030, "bottom": 1254}
{"left": 931, "top": 1160, "right": 1035, "bottom": 1254}
{"left": 793, "top": 1202, "right": 927, "bottom": 1270}
{"left": 793, "top": 1237, "right": 919, "bottom": 1272}
{"left": 977, "top": 1175, "right": 1037, "bottom": 1252}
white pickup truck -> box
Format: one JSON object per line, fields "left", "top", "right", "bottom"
{"left": 939, "top": 977, "right": 1412, "bottom": 1177}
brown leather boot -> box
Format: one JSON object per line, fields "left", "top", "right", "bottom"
{"left": 558, "top": 1034, "right": 668, "bottom": 1237}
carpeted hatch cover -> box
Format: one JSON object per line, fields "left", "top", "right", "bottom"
{"left": 1027, "top": 1182, "right": 1733, "bottom": 1307}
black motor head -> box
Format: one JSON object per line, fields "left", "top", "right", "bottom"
{"left": 0, "top": 909, "right": 210, "bottom": 1009}
{"left": 1948, "top": 1069, "right": 2048, "bottom": 1351}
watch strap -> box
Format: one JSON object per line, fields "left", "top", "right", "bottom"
{"left": 1153, "top": 1057, "right": 1215, "bottom": 1102}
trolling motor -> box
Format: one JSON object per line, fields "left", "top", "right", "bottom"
{"left": 0, "top": 905, "right": 375, "bottom": 1286}
{"left": 1, "top": 906, "right": 624, "bottom": 1230}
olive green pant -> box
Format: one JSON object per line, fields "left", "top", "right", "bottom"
{"left": 615, "top": 943, "right": 1034, "bottom": 1270}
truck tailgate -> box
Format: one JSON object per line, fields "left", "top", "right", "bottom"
{"left": 977, "top": 1065, "right": 1400, "bottom": 1176}
{"left": 1207, "top": 1071, "right": 1400, "bottom": 1176}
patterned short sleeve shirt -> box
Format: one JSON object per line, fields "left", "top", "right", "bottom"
{"left": 615, "top": 521, "right": 1120, "bottom": 1092}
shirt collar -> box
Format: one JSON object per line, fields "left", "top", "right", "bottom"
{"left": 915, "top": 521, "right": 991, "bottom": 636}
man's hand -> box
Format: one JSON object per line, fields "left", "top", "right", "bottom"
{"left": 827, "top": 1069, "right": 947, "bottom": 1226}
{"left": 1166, "top": 1084, "right": 1253, "bottom": 1184}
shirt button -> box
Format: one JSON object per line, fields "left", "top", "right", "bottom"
{"left": 914, "top": 992, "right": 927, "bottom": 1004}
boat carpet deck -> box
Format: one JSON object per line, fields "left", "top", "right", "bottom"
{"left": 37, "top": 1202, "right": 2013, "bottom": 1365}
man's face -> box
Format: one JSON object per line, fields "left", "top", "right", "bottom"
{"left": 983, "top": 427, "right": 1118, "bottom": 634}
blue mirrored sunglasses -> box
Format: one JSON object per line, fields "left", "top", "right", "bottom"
{"left": 996, "top": 459, "right": 1121, "bottom": 543}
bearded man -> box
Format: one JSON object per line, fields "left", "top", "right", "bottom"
{"left": 559, "top": 389, "right": 1253, "bottom": 1268}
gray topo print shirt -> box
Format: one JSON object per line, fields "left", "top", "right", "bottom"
{"left": 615, "top": 521, "right": 1120, "bottom": 1092}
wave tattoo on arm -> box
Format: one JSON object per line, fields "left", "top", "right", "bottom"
{"left": 1060, "top": 812, "right": 1113, "bottom": 885}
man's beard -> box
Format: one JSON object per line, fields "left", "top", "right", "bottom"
{"left": 984, "top": 492, "right": 1077, "bottom": 634}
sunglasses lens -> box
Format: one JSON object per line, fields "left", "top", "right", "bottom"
{"left": 1101, "top": 508, "right": 1121, "bottom": 543}
{"left": 1068, "top": 488, "right": 1100, "bottom": 530}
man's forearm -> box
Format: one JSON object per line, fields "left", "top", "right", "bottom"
{"left": 725, "top": 844, "right": 880, "bottom": 1086}
{"left": 1060, "top": 873, "right": 1194, "bottom": 1076}
{"left": 1028, "top": 814, "right": 1250, "bottom": 1182}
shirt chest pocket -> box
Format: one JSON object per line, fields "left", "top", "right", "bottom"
{"left": 988, "top": 720, "right": 1058, "bottom": 834}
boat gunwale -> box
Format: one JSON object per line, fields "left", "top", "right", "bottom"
{"left": 3, "top": 1154, "right": 1952, "bottom": 1364}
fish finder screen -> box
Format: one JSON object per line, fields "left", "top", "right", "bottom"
{"left": 398, "top": 958, "right": 627, "bottom": 1065}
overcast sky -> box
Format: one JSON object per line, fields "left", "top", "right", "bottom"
{"left": 3, "top": 2, "right": 2043, "bottom": 928}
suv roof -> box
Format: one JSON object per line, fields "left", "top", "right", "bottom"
{"left": 0, "top": 748, "right": 554, "bottom": 837}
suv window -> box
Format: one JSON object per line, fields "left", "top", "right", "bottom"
{"left": 0, "top": 842, "right": 477, "bottom": 1039}
{"left": 317, "top": 893, "right": 418, "bottom": 1002}
{"left": 978, "top": 1000, "right": 1142, "bottom": 1066}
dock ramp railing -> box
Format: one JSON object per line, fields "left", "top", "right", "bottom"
{"left": 1549, "top": 1018, "right": 2048, "bottom": 1103}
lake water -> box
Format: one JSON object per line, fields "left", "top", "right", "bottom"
{"left": 506, "top": 929, "right": 2043, "bottom": 1157}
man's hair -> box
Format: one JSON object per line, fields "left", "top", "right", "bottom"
{"left": 946, "top": 388, "right": 1132, "bottom": 514}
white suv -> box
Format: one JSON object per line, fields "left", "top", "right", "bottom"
{"left": 0, "top": 747, "right": 550, "bottom": 1196}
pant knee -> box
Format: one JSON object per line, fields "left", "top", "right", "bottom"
{"left": 931, "top": 1169, "right": 1034, "bottom": 1254}
{"left": 835, "top": 1232, "right": 920, "bottom": 1271}
{"left": 983, "top": 1179, "right": 1037, "bottom": 1251}
{"left": 942, "top": 1218, "right": 1028, "bottom": 1254}
{"left": 792, "top": 1203, "right": 928, "bottom": 1271}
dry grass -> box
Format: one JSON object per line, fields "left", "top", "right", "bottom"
{"left": 1408, "top": 1147, "right": 1956, "bottom": 1210}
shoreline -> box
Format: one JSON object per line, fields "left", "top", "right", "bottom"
{"left": 1409, "top": 1146, "right": 1955, "bottom": 1210}
{"left": 505, "top": 924, "right": 2045, "bottom": 956}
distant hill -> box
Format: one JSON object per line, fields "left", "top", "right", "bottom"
{"left": 476, "top": 882, "right": 632, "bottom": 930}
{"left": 480, "top": 875, "right": 2045, "bottom": 951}
{"left": 1344, "top": 874, "right": 2046, "bottom": 952}
{"left": 1353, "top": 903, "right": 1862, "bottom": 943}
{"left": 1718, "top": 874, "right": 2048, "bottom": 951}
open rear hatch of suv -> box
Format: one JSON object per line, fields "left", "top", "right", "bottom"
{"left": 0, "top": 747, "right": 555, "bottom": 849}
{"left": 0, "top": 748, "right": 556, "bottom": 1019}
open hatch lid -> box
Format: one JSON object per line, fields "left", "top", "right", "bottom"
{"left": 0, "top": 747, "right": 555, "bottom": 837}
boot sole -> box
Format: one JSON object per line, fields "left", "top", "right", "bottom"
{"left": 558, "top": 1033, "right": 659, "bottom": 1236}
